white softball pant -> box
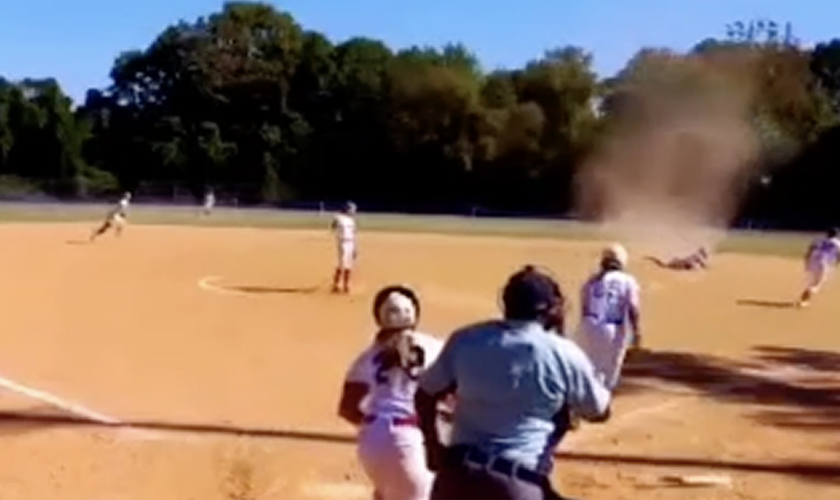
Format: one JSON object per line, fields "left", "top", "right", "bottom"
{"left": 357, "top": 417, "right": 433, "bottom": 500}
{"left": 573, "top": 319, "right": 630, "bottom": 390}
{"left": 805, "top": 262, "right": 830, "bottom": 292}
{"left": 337, "top": 240, "right": 356, "bottom": 270}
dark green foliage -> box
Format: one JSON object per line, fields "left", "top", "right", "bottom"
{"left": 2, "top": 6, "right": 839, "bottom": 227}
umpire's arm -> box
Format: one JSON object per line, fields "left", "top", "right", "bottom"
{"left": 415, "top": 334, "right": 459, "bottom": 471}
{"left": 563, "top": 340, "right": 612, "bottom": 423}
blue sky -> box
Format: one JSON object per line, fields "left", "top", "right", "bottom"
{"left": 1, "top": 0, "right": 838, "bottom": 103}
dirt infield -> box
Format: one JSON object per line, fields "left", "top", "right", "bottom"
{"left": 0, "top": 222, "right": 837, "bottom": 500}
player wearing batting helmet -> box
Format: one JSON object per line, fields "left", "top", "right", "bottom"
{"left": 574, "top": 243, "right": 642, "bottom": 393}
{"left": 337, "top": 285, "right": 447, "bottom": 500}
{"left": 415, "top": 265, "right": 612, "bottom": 500}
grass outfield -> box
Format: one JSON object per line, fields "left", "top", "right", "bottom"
{"left": 0, "top": 202, "right": 812, "bottom": 258}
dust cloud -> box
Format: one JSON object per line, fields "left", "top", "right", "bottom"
{"left": 574, "top": 55, "right": 763, "bottom": 258}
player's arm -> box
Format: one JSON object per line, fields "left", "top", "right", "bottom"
{"left": 336, "top": 352, "right": 371, "bottom": 426}
{"left": 804, "top": 242, "right": 816, "bottom": 265}
{"left": 561, "top": 339, "right": 612, "bottom": 423}
{"left": 337, "top": 383, "right": 368, "bottom": 426}
{"left": 421, "top": 337, "right": 456, "bottom": 421}
{"left": 627, "top": 279, "right": 642, "bottom": 349}
{"left": 416, "top": 332, "right": 460, "bottom": 471}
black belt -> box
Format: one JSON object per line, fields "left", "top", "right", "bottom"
{"left": 447, "top": 446, "right": 548, "bottom": 487}
{"left": 362, "top": 415, "right": 419, "bottom": 427}
{"left": 583, "top": 314, "right": 623, "bottom": 326}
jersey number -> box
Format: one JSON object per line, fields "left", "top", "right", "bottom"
{"left": 373, "top": 342, "right": 425, "bottom": 384}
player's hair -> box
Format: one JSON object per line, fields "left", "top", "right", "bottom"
{"left": 828, "top": 227, "right": 839, "bottom": 238}
{"left": 372, "top": 286, "right": 422, "bottom": 376}
{"left": 600, "top": 256, "right": 623, "bottom": 272}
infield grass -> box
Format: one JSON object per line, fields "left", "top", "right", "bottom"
{"left": 0, "top": 202, "right": 811, "bottom": 258}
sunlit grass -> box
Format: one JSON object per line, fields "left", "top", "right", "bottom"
{"left": 0, "top": 202, "right": 811, "bottom": 258}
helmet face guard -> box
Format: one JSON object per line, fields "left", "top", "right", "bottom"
{"left": 372, "top": 285, "right": 421, "bottom": 330}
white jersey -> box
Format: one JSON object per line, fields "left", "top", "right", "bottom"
{"left": 807, "top": 237, "right": 840, "bottom": 269}
{"left": 344, "top": 331, "right": 444, "bottom": 419}
{"left": 108, "top": 197, "right": 129, "bottom": 219}
{"left": 332, "top": 213, "right": 356, "bottom": 243}
{"left": 580, "top": 270, "right": 640, "bottom": 327}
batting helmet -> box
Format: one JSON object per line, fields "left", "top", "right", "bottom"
{"left": 372, "top": 285, "right": 421, "bottom": 330}
{"left": 601, "top": 243, "right": 628, "bottom": 271}
{"left": 501, "top": 265, "right": 565, "bottom": 328}
{"left": 828, "top": 227, "right": 839, "bottom": 239}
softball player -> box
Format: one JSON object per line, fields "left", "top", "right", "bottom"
{"left": 90, "top": 192, "right": 131, "bottom": 242}
{"left": 573, "top": 243, "right": 641, "bottom": 391}
{"left": 202, "top": 188, "right": 215, "bottom": 216}
{"left": 337, "top": 285, "right": 444, "bottom": 500}
{"left": 416, "top": 265, "right": 612, "bottom": 500}
{"left": 797, "top": 227, "right": 840, "bottom": 308}
{"left": 330, "top": 201, "right": 357, "bottom": 294}
{"left": 646, "top": 246, "right": 709, "bottom": 270}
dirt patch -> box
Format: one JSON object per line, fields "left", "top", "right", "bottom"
{"left": 0, "top": 223, "right": 836, "bottom": 499}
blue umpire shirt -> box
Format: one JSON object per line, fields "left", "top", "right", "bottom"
{"left": 418, "top": 319, "right": 611, "bottom": 475}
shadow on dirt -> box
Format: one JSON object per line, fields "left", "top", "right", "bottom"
{"left": 227, "top": 284, "right": 322, "bottom": 295}
{"left": 622, "top": 347, "right": 840, "bottom": 437}
{"left": 753, "top": 345, "right": 840, "bottom": 373}
{"left": 555, "top": 450, "right": 840, "bottom": 482}
{"left": 736, "top": 298, "right": 797, "bottom": 309}
{"left": 0, "top": 409, "right": 836, "bottom": 483}
{"left": 0, "top": 405, "right": 76, "bottom": 435}
{"left": 0, "top": 410, "right": 357, "bottom": 443}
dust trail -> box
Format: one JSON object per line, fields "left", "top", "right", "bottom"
{"left": 574, "top": 53, "right": 763, "bottom": 258}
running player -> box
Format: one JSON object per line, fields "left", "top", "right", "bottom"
{"left": 797, "top": 228, "right": 840, "bottom": 308}
{"left": 574, "top": 243, "right": 642, "bottom": 390}
{"left": 90, "top": 192, "right": 131, "bottom": 242}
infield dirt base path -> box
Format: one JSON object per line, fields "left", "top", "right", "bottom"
{"left": 0, "top": 223, "right": 836, "bottom": 500}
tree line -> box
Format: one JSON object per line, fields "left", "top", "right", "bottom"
{"left": 2, "top": 3, "right": 840, "bottom": 227}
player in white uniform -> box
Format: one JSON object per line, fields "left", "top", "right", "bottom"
{"left": 90, "top": 192, "right": 131, "bottom": 242}
{"left": 797, "top": 228, "right": 840, "bottom": 308}
{"left": 202, "top": 188, "right": 215, "bottom": 216}
{"left": 331, "top": 201, "right": 357, "bottom": 294}
{"left": 646, "top": 246, "right": 710, "bottom": 270}
{"left": 337, "top": 285, "right": 445, "bottom": 500}
{"left": 573, "top": 243, "right": 642, "bottom": 391}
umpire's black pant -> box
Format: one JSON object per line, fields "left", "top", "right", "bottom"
{"left": 430, "top": 446, "right": 574, "bottom": 500}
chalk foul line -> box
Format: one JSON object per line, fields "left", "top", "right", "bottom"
{"left": 561, "top": 398, "right": 683, "bottom": 449}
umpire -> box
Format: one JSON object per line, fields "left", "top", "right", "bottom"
{"left": 415, "top": 265, "right": 612, "bottom": 500}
